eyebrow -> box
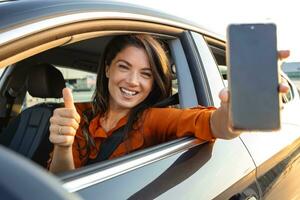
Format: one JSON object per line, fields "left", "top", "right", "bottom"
{"left": 117, "top": 59, "right": 152, "bottom": 71}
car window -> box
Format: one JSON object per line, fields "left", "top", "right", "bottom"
{"left": 281, "top": 77, "right": 294, "bottom": 103}
{"left": 282, "top": 62, "right": 300, "bottom": 90}
{"left": 0, "top": 68, "right": 4, "bottom": 77}
{"left": 23, "top": 67, "right": 96, "bottom": 109}
{"left": 218, "top": 65, "right": 228, "bottom": 86}
{"left": 205, "top": 40, "right": 227, "bottom": 86}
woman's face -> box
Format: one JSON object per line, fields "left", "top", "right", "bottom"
{"left": 106, "top": 45, "right": 154, "bottom": 112}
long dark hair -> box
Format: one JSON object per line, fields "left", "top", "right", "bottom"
{"left": 92, "top": 34, "right": 172, "bottom": 146}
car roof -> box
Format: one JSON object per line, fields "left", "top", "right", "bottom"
{"left": 0, "top": 0, "right": 223, "bottom": 41}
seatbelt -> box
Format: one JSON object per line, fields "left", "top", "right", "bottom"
{"left": 154, "top": 93, "right": 178, "bottom": 108}
{"left": 86, "top": 126, "right": 125, "bottom": 165}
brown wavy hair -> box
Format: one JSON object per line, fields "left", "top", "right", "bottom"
{"left": 92, "top": 34, "right": 172, "bottom": 145}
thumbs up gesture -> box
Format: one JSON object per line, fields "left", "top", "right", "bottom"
{"left": 49, "top": 88, "right": 81, "bottom": 147}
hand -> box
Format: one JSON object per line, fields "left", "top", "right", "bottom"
{"left": 49, "top": 88, "right": 80, "bottom": 147}
{"left": 211, "top": 50, "right": 290, "bottom": 139}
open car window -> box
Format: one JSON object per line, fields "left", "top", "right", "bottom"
{"left": 204, "top": 37, "right": 227, "bottom": 86}
{"left": 0, "top": 32, "right": 192, "bottom": 170}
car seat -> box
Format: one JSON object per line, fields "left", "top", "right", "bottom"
{"left": 0, "top": 63, "right": 65, "bottom": 167}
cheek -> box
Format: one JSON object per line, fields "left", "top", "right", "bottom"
{"left": 108, "top": 71, "right": 123, "bottom": 86}
{"left": 143, "top": 79, "right": 154, "bottom": 94}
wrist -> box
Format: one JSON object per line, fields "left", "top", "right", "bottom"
{"left": 210, "top": 110, "right": 219, "bottom": 139}
{"left": 54, "top": 144, "right": 72, "bottom": 152}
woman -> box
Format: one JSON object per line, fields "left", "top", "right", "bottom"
{"left": 48, "top": 34, "right": 288, "bottom": 173}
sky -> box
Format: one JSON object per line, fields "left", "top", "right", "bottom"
{"left": 119, "top": 0, "right": 299, "bottom": 62}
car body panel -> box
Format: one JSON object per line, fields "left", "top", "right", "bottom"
{"left": 64, "top": 139, "right": 256, "bottom": 200}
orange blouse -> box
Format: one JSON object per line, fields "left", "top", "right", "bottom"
{"left": 71, "top": 103, "right": 216, "bottom": 168}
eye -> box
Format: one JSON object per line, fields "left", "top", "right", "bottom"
{"left": 141, "top": 71, "right": 152, "bottom": 79}
{"left": 118, "top": 64, "right": 129, "bottom": 70}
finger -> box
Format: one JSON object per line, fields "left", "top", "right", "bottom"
{"left": 219, "top": 88, "right": 229, "bottom": 103}
{"left": 279, "top": 83, "right": 289, "bottom": 94}
{"left": 58, "top": 126, "right": 77, "bottom": 136}
{"left": 63, "top": 88, "right": 76, "bottom": 109}
{"left": 49, "top": 125, "right": 77, "bottom": 136}
{"left": 50, "top": 116, "right": 79, "bottom": 130}
{"left": 278, "top": 50, "right": 290, "bottom": 60}
{"left": 53, "top": 108, "right": 80, "bottom": 123}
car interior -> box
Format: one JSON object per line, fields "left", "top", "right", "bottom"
{"left": 0, "top": 33, "right": 180, "bottom": 168}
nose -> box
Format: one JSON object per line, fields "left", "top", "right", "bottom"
{"left": 127, "top": 71, "right": 139, "bottom": 86}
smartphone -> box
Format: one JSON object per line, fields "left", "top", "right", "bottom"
{"left": 227, "top": 23, "right": 280, "bottom": 131}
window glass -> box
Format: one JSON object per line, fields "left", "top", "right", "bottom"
{"left": 281, "top": 77, "right": 294, "bottom": 103}
{"left": 282, "top": 62, "right": 300, "bottom": 90}
{"left": 170, "top": 63, "right": 178, "bottom": 94}
{"left": 206, "top": 42, "right": 227, "bottom": 86}
{"left": 58, "top": 67, "right": 96, "bottom": 101}
{"left": 0, "top": 68, "right": 5, "bottom": 78}
{"left": 23, "top": 67, "right": 96, "bottom": 109}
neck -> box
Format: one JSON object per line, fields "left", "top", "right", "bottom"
{"left": 100, "top": 106, "right": 130, "bottom": 132}
{"left": 106, "top": 107, "right": 129, "bottom": 121}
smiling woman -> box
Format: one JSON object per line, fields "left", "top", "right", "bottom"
{"left": 48, "top": 33, "right": 229, "bottom": 174}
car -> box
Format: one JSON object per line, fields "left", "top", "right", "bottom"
{"left": 0, "top": 1, "right": 300, "bottom": 200}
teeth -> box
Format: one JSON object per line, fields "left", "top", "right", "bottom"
{"left": 120, "top": 88, "right": 138, "bottom": 96}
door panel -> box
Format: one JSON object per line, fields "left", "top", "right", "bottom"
{"left": 240, "top": 124, "right": 300, "bottom": 199}
{"left": 74, "top": 139, "right": 256, "bottom": 200}
{"left": 239, "top": 80, "right": 300, "bottom": 199}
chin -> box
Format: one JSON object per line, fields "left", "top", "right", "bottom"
{"left": 117, "top": 102, "right": 137, "bottom": 110}
{"left": 118, "top": 100, "right": 142, "bottom": 110}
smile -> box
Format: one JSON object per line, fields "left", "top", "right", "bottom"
{"left": 120, "top": 87, "right": 139, "bottom": 96}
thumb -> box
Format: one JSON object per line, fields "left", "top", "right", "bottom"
{"left": 62, "top": 88, "right": 75, "bottom": 109}
{"left": 219, "top": 88, "right": 229, "bottom": 103}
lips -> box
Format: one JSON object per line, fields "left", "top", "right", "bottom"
{"left": 120, "top": 87, "right": 139, "bottom": 97}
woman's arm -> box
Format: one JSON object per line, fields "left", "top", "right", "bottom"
{"left": 145, "top": 80, "right": 289, "bottom": 142}
{"left": 49, "top": 88, "right": 80, "bottom": 173}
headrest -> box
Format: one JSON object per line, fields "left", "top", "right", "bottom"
{"left": 27, "top": 64, "right": 65, "bottom": 98}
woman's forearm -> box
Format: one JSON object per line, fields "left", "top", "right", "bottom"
{"left": 210, "top": 108, "right": 240, "bottom": 140}
{"left": 49, "top": 145, "right": 75, "bottom": 173}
